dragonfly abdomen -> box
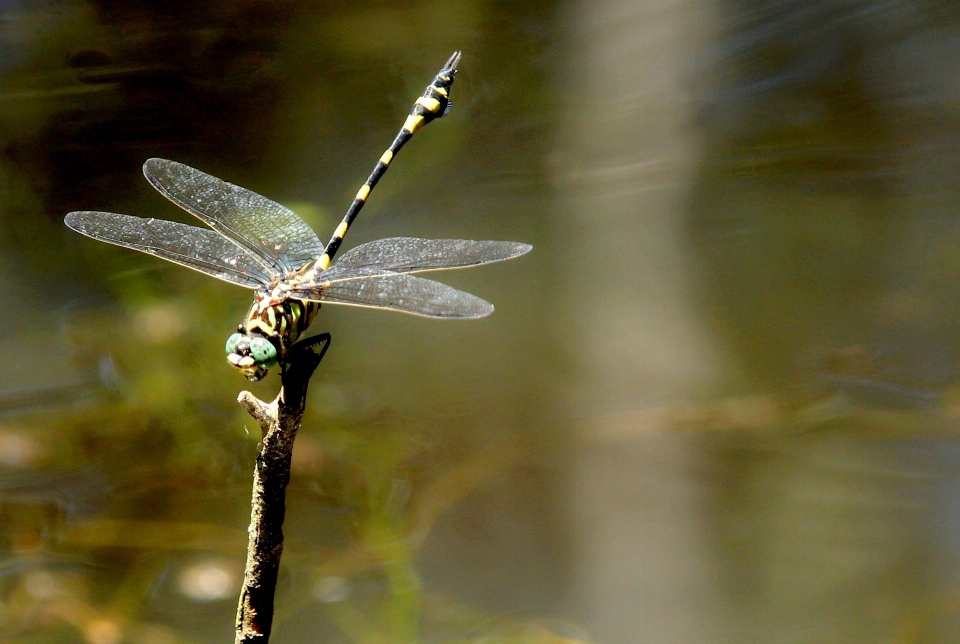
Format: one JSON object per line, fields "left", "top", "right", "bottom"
{"left": 312, "top": 51, "right": 461, "bottom": 273}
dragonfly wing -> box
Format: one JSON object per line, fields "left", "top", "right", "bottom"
{"left": 143, "top": 158, "right": 325, "bottom": 273}
{"left": 65, "top": 211, "right": 271, "bottom": 288}
{"left": 290, "top": 269, "right": 494, "bottom": 318}
{"left": 333, "top": 237, "right": 532, "bottom": 274}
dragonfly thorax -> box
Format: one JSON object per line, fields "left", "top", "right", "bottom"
{"left": 225, "top": 293, "right": 320, "bottom": 381}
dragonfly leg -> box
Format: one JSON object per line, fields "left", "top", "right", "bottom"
{"left": 281, "top": 332, "right": 332, "bottom": 377}
{"left": 291, "top": 333, "right": 331, "bottom": 359}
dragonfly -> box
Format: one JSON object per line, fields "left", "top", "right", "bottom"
{"left": 64, "top": 52, "right": 531, "bottom": 381}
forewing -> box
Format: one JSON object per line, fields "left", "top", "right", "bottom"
{"left": 143, "top": 158, "right": 325, "bottom": 272}
{"left": 334, "top": 237, "right": 532, "bottom": 274}
{"left": 65, "top": 211, "right": 271, "bottom": 288}
{"left": 290, "top": 269, "right": 493, "bottom": 318}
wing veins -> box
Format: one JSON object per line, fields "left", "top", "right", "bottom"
{"left": 289, "top": 270, "right": 494, "bottom": 319}
{"left": 64, "top": 211, "right": 271, "bottom": 288}
{"left": 143, "top": 158, "right": 325, "bottom": 273}
{"left": 331, "top": 238, "right": 533, "bottom": 276}
{"left": 143, "top": 169, "right": 281, "bottom": 273}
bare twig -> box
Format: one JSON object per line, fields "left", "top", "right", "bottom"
{"left": 235, "top": 334, "right": 331, "bottom": 644}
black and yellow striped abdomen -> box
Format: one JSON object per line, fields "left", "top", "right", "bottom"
{"left": 310, "top": 51, "right": 461, "bottom": 275}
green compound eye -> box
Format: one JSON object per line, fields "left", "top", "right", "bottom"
{"left": 225, "top": 333, "right": 243, "bottom": 355}
{"left": 249, "top": 337, "right": 278, "bottom": 367}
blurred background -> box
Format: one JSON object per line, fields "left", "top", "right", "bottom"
{"left": 2, "top": 0, "right": 960, "bottom": 642}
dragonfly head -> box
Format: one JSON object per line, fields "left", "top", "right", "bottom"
{"left": 225, "top": 328, "right": 279, "bottom": 381}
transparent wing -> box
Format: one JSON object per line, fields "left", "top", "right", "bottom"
{"left": 65, "top": 211, "right": 271, "bottom": 288}
{"left": 334, "top": 237, "right": 532, "bottom": 274}
{"left": 290, "top": 269, "right": 494, "bottom": 318}
{"left": 143, "top": 158, "right": 325, "bottom": 273}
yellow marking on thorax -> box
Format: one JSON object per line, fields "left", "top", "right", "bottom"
{"left": 379, "top": 150, "right": 393, "bottom": 165}
{"left": 265, "top": 306, "right": 277, "bottom": 328}
{"left": 355, "top": 185, "right": 371, "bottom": 202}
{"left": 415, "top": 96, "right": 441, "bottom": 113}
{"left": 402, "top": 114, "right": 425, "bottom": 134}
{"left": 246, "top": 319, "right": 277, "bottom": 337}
